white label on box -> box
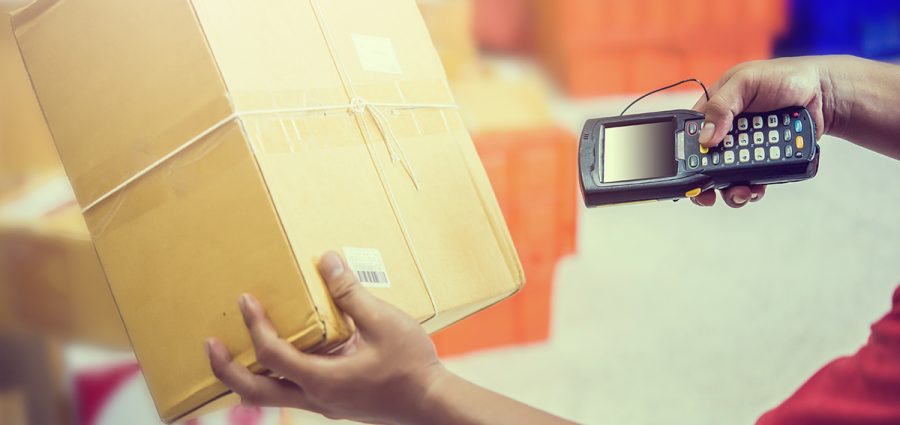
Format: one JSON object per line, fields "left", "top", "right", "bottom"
{"left": 352, "top": 34, "right": 402, "bottom": 75}
{"left": 0, "top": 174, "right": 77, "bottom": 221}
{"left": 342, "top": 247, "right": 391, "bottom": 288}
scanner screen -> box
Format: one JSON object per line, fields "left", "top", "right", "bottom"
{"left": 602, "top": 121, "right": 677, "bottom": 183}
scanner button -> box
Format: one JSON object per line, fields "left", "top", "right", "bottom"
{"left": 795, "top": 135, "right": 805, "bottom": 150}
{"left": 699, "top": 143, "right": 709, "bottom": 154}
{"left": 754, "top": 147, "right": 766, "bottom": 161}
{"left": 724, "top": 151, "right": 736, "bottom": 164}
{"left": 753, "top": 132, "right": 764, "bottom": 145}
{"left": 769, "top": 146, "right": 782, "bottom": 160}
{"left": 701, "top": 156, "right": 709, "bottom": 167}
{"left": 685, "top": 188, "right": 703, "bottom": 198}
{"left": 785, "top": 145, "right": 794, "bottom": 158}
{"left": 752, "top": 116, "right": 764, "bottom": 129}
{"left": 687, "top": 121, "right": 699, "bottom": 135}
{"left": 768, "top": 130, "right": 779, "bottom": 144}
{"left": 688, "top": 155, "right": 700, "bottom": 169}
{"left": 739, "top": 149, "right": 750, "bottom": 163}
{"left": 783, "top": 129, "right": 792, "bottom": 142}
{"left": 794, "top": 120, "right": 803, "bottom": 133}
{"left": 738, "top": 133, "right": 749, "bottom": 146}
{"left": 782, "top": 114, "right": 791, "bottom": 126}
{"left": 767, "top": 115, "right": 779, "bottom": 128}
{"left": 737, "top": 118, "right": 749, "bottom": 131}
{"left": 723, "top": 134, "right": 734, "bottom": 148}
{"left": 712, "top": 152, "right": 720, "bottom": 165}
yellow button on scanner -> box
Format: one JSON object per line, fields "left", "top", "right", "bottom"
{"left": 700, "top": 145, "right": 709, "bottom": 154}
{"left": 685, "top": 188, "right": 703, "bottom": 198}
{"left": 795, "top": 135, "right": 804, "bottom": 150}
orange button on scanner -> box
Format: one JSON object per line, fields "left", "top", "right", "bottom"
{"left": 795, "top": 135, "right": 805, "bottom": 150}
{"left": 685, "top": 188, "right": 702, "bottom": 198}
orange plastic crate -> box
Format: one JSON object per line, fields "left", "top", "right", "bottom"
{"left": 474, "top": 0, "right": 532, "bottom": 53}
{"left": 431, "top": 127, "right": 577, "bottom": 357}
{"left": 531, "top": 0, "right": 787, "bottom": 96}
{"left": 432, "top": 257, "right": 558, "bottom": 357}
{"left": 473, "top": 127, "right": 578, "bottom": 260}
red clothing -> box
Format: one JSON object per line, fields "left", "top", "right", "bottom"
{"left": 759, "top": 285, "right": 900, "bottom": 425}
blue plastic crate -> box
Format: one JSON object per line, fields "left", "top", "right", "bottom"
{"left": 776, "top": 0, "right": 900, "bottom": 58}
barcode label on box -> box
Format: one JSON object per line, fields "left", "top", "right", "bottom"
{"left": 342, "top": 247, "right": 391, "bottom": 288}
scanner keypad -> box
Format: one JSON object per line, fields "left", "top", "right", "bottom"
{"left": 685, "top": 110, "right": 810, "bottom": 171}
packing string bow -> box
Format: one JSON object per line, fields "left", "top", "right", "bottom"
{"left": 80, "top": 0, "right": 455, "bottom": 315}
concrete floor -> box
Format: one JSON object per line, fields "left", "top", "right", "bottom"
{"left": 81, "top": 92, "right": 900, "bottom": 425}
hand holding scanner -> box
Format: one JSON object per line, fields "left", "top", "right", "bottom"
{"left": 579, "top": 107, "right": 820, "bottom": 207}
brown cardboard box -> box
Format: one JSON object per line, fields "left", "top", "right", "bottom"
{"left": 0, "top": 390, "right": 28, "bottom": 425}
{"left": 12, "top": 0, "right": 523, "bottom": 422}
{"left": 0, "top": 175, "right": 130, "bottom": 349}
{"left": 417, "top": 0, "right": 481, "bottom": 79}
{"left": 0, "top": 14, "right": 59, "bottom": 183}
{"left": 450, "top": 61, "right": 553, "bottom": 133}
{"left": 0, "top": 264, "right": 14, "bottom": 335}
{"left": 0, "top": 332, "right": 71, "bottom": 425}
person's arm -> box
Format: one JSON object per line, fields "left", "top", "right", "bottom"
{"left": 691, "top": 55, "right": 900, "bottom": 208}
{"left": 824, "top": 55, "right": 900, "bottom": 160}
{"left": 206, "top": 251, "right": 575, "bottom": 425}
{"left": 686, "top": 55, "right": 900, "bottom": 424}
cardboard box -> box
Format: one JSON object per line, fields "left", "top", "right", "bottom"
{"left": 417, "top": 0, "right": 480, "bottom": 79}
{"left": 0, "top": 332, "right": 72, "bottom": 425}
{"left": 12, "top": 0, "right": 523, "bottom": 422}
{"left": 0, "top": 390, "right": 28, "bottom": 425}
{"left": 0, "top": 175, "right": 130, "bottom": 349}
{"left": 0, "top": 14, "right": 59, "bottom": 180}
{"left": 450, "top": 61, "right": 553, "bottom": 133}
{"left": 0, "top": 271, "right": 13, "bottom": 330}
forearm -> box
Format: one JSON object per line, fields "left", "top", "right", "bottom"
{"left": 414, "top": 369, "right": 577, "bottom": 425}
{"left": 821, "top": 55, "right": 900, "bottom": 160}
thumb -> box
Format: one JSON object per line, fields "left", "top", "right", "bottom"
{"left": 697, "top": 76, "right": 754, "bottom": 148}
{"left": 318, "top": 251, "right": 388, "bottom": 331}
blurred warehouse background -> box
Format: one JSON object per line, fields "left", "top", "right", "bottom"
{"left": 3, "top": 0, "right": 900, "bottom": 424}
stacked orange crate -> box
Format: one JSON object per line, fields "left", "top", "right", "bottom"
{"left": 431, "top": 128, "right": 577, "bottom": 356}
{"left": 531, "top": 0, "right": 787, "bottom": 96}
{"left": 474, "top": 0, "right": 533, "bottom": 53}
{"left": 419, "top": 0, "right": 578, "bottom": 356}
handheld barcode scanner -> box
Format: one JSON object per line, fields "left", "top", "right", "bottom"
{"left": 579, "top": 106, "right": 820, "bottom": 207}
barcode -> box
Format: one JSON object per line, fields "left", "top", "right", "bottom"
{"left": 357, "top": 270, "right": 388, "bottom": 284}
{"left": 344, "top": 247, "right": 391, "bottom": 288}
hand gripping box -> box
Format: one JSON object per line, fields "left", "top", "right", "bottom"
{"left": 12, "top": 0, "right": 523, "bottom": 422}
